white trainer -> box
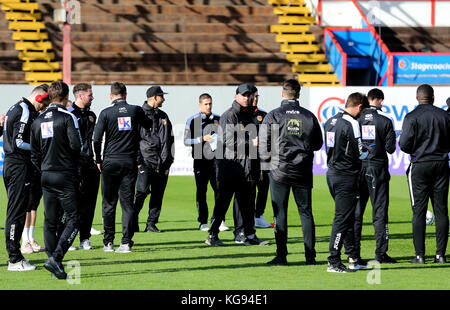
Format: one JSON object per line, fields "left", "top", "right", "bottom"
{"left": 90, "top": 227, "right": 102, "bottom": 235}
{"left": 219, "top": 221, "right": 230, "bottom": 231}
{"left": 68, "top": 246, "right": 77, "bottom": 251}
{"left": 79, "top": 239, "right": 93, "bottom": 250}
{"left": 255, "top": 215, "right": 272, "bottom": 228}
{"left": 21, "top": 241, "right": 34, "bottom": 254}
{"left": 115, "top": 243, "right": 132, "bottom": 253}
{"left": 103, "top": 242, "right": 114, "bottom": 252}
{"left": 8, "top": 259, "right": 36, "bottom": 271}
{"left": 199, "top": 224, "right": 209, "bottom": 231}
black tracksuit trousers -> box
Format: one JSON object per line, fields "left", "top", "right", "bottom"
{"left": 344, "top": 163, "right": 391, "bottom": 259}
{"left": 133, "top": 163, "right": 168, "bottom": 230}
{"left": 193, "top": 159, "right": 217, "bottom": 225}
{"left": 269, "top": 175, "right": 316, "bottom": 260}
{"left": 406, "top": 161, "right": 449, "bottom": 257}
{"left": 3, "top": 159, "right": 31, "bottom": 263}
{"left": 41, "top": 171, "right": 79, "bottom": 262}
{"left": 209, "top": 160, "right": 255, "bottom": 237}
{"left": 327, "top": 172, "right": 359, "bottom": 265}
{"left": 101, "top": 158, "right": 137, "bottom": 246}
{"left": 78, "top": 163, "right": 100, "bottom": 241}
{"left": 232, "top": 171, "right": 269, "bottom": 236}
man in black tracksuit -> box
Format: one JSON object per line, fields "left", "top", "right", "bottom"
{"left": 205, "top": 83, "right": 268, "bottom": 246}
{"left": 324, "top": 92, "right": 369, "bottom": 273}
{"left": 4, "top": 84, "right": 49, "bottom": 272}
{"left": 93, "top": 82, "right": 153, "bottom": 253}
{"left": 259, "top": 79, "right": 323, "bottom": 266}
{"left": 184, "top": 93, "right": 221, "bottom": 231}
{"left": 133, "top": 86, "right": 174, "bottom": 233}
{"left": 68, "top": 83, "right": 99, "bottom": 250}
{"left": 343, "top": 88, "right": 397, "bottom": 264}
{"left": 399, "top": 84, "right": 450, "bottom": 264}
{"left": 233, "top": 85, "right": 272, "bottom": 235}
{"left": 30, "top": 81, "right": 82, "bottom": 279}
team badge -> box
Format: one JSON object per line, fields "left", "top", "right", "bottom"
{"left": 162, "top": 119, "right": 167, "bottom": 126}
{"left": 118, "top": 117, "right": 132, "bottom": 131}
{"left": 286, "top": 119, "right": 302, "bottom": 136}
{"left": 362, "top": 125, "right": 376, "bottom": 140}
{"left": 326, "top": 131, "right": 335, "bottom": 147}
{"left": 257, "top": 115, "right": 263, "bottom": 122}
{"left": 41, "top": 121, "right": 54, "bottom": 139}
{"left": 89, "top": 115, "right": 95, "bottom": 123}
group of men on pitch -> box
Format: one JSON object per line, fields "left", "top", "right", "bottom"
{"left": 187, "top": 80, "right": 449, "bottom": 273}
{"left": 3, "top": 81, "right": 174, "bottom": 279}
{"left": 3, "top": 78, "right": 449, "bottom": 278}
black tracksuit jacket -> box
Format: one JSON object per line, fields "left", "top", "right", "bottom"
{"left": 399, "top": 103, "right": 450, "bottom": 162}
{"left": 137, "top": 103, "right": 174, "bottom": 172}
{"left": 93, "top": 99, "right": 153, "bottom": 163}
{"left": 3, "top": 98, "right": 38, "bottom": 162}
{"left": 259, "top": 99, "right": 323, "bottom": 187}
{"left": 30, "top": 103, "right": 82, "bottom": 173}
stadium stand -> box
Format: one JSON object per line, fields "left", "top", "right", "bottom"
{"left": 0, "top": 0, "right": 61, "bottom": 84}
{"left": 376, "top": 26, "right": 450, "bottom": 53}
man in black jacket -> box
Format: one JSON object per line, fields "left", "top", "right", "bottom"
{"left": 93, "top": 82, "right": 153, "bottom": 253}
{"left": 184, "top": 93, "right": 228, "bottom": 231}
{"left": 344, "top": 88, "right": 397, "bottom": 264}
{"left": 30, "top": 81, "right": 82, "bottom": 279}
{"left": 324, "top": 92, "right": 369, "bottom": 273}
{"left": 133, "top": 86, "right": 174, "bottom": 233}
{"left": 4, "top": 84, "right": 49, "bottom": 272}
{"left": 399, "top": 84, "right": 450, "bottom": 264}
{"left": 68, "top": 83, "right": 99, "bottom": 250}
{"left": 205, "top": 83, "right": 268, "bottom": 246}
{"left": 259, "top": 79, "right": 323, "bottom": 266}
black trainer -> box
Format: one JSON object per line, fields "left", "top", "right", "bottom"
{"left": 243, "top": 235, "right": 269, "bottom": 246}
{"left": 267, "top": 256, "right": 288, "bottom": 266}
{"left": 145, "top": 223, "right": 162, "bottom": 233}
{"left": 205, "top": 235, "right": 225, "bottom": 246}
{"left": 348, "top": 257, "right": 368, "bottom": 270}
{"left": 327, "top": 262, "right": 354, "bottom": 273}
{"left": 44, "top": 257, "right": 67, "bottom": 280}
{"left": 434, "top": 255, "right": 447, "bottom": 264}
{"left": 234, "top": 233, "right": 246, "bottom": 245}
{"left": 374, "top": 254, "right": 397, "bottom": 264}
{"left": 410, "top": 255, "right": 425, "bottom": 264}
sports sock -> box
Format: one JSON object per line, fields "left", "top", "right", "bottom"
{"left": 29, "top": 226, "right": 35, "bottom": 242}
{"left": 22, "top": 227, "right": 30, "bottom": 243}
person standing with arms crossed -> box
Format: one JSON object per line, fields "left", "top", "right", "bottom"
{"left": 4, "top": 84, "right": 50, "bottom": 271}
{"left": 68, "top": 83, "right": 100, "bottom": 250}
{"left": 324, "top": 92, "right": 369, "bottom": 273}
{"left": 93, "top": 82, "right": 153, "bottom": 253}
{"left": 184, "top": 93, "right": 230, "bottom": 232}
{"left": 259, "top": 79, "right": 323, "bottom": 266}
{"left": 30, "top": 81, "right": 82, "bottom": 279}
{"left": 133, "top": 86, "right": 174, "bottom": 233}
{"left": 399, "top": 84, "right": 450, "bottom": 264}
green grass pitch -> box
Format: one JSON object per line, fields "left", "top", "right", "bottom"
{"left": 0, "top": 175, "right": 449, "bottom": 290}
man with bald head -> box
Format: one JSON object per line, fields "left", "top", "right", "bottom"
{"left": 400, "top": 84, "right": 450, "bottom": 265}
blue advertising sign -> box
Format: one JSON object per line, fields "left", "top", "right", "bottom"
{"left": 394, "top": 54, "right": 450, "bottom": 85}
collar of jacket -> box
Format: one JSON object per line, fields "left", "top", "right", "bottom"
{"left": 112, "top": 98, "right": 127, "bottom": 105}
{"left": 281, "top": 99, "right": 299, "bottom": 106}
{"left": 142, "top": 102, "right": 158, "bottom": 112}
{"left": 21, "top": 97, "right": 36, "bottom": 112}
{"left": 49, "top": 103, "right": 66, "bottom": 110}
{"left": 72, "top": 102, "right": 90, "bottom": 113}
{"left": 232, "top": 100, "right": 255, "bottom": 114}
{"left": 343, "top": 110, "right": 358, "bottom": 120}
{"left": 369, "top": 106, "right": 381, "bottom": 111}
